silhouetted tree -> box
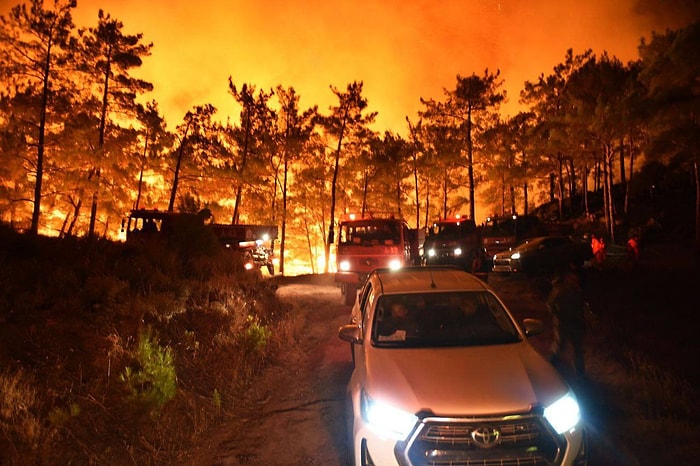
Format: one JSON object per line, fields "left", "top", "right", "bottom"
{"left": 168, "top": 104, "right": 218, "bottom": 212}
{"left": 132, "top": 101, "right": 172, "bottom": 212}
{"left": 273, "top": 86, "right": 317, "bottom": 274}
{"left": 226, "top": 80, "right": 275, "bottom": 224}
{"left": 638, "top": 20, "right": 700, "bottom": 254}
{"left": 0, "top": 0, "right": 77, "bottom": 233}
{"left": 317, "top": 81, "right": 377, "bottom": 273}
{"left": 78, "top": 9, "right": 153, "bottom": 236}
{"left": 420, "top": 70, "right": 505, "bottom": 221}
{"left": 521, "top": 49, "right": 593, "bottom": 218}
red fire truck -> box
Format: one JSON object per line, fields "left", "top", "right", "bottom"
{"left": 334, "top": 212, "right": 423, "bottom": 305}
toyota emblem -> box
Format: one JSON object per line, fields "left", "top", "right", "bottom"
{"left": 470, "top": 426, "right": 501, "bottom": 448}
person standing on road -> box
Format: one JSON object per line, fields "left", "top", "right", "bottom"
{"left": 546, "top": 267, "right": 587, "bottom": 379}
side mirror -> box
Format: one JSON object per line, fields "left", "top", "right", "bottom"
{"left": 338, "top": 324, "right": 361, "bottom": 344}
{"left": 522, "top": 318, "right": 544, "bottom": 337}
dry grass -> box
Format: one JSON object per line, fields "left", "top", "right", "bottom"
{"left": 0, "top": 226, "right": 293, "bottom": 465}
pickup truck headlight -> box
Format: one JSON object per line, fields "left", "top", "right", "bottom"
{"left": 544, "top": 391, "right": 581, "bottom": 434}
{"left": 362, "top": 392, "right": 417, "bottom": 440}
{"left": 428, "top": 249, "right": 436, "bottom": 257}
{"left": 454, "top": 247, "right": 462, "bottom": 256}
{"left": 510, "top": 252, "right": 521, "bottom": 259}
{"left": 388, "top": 259, "right": 402, "bottom": 270}
{"left": 339, "top": 260, "right": 351, "bottom": 271}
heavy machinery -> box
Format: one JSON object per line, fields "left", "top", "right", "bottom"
{"left": 124, "top": 209, "right": 278, "bottom": 274}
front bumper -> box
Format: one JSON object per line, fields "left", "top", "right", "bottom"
{"left": 335, "top": 271, "right": 362, "bottom": 285}
{"left": 492, "top": 257, "right": 520, "bottom": 273}
{"left": 353, "top": 413, "right": 586, "bottom": 466}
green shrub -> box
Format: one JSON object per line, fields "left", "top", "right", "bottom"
{"left": 121, "top": 328, "right": 178, "bottom": 412}
{"left": 240, "top": 315, "right": 271, "bottom": 354}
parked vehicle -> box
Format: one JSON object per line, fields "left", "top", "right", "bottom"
{"left": 123, "top": 209, "right": 278, "bottom": 274}
{"left": 481, "top": 214, "right": 548, "bottom": 267}
{"left": 491, "top": 235, "right": 592, "bottom": 275}
{"left": 338, "top": 266, "right": 587, "bottom": 466}
{"left": 422, "top": 214, "right": 486, "bottom": 275}
{"left": 334, "top": 212, "right": 423, "bottom": 305}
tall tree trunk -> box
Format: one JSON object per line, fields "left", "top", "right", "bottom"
{"left": 523, "top": 182, "right": 529, "bottom": 216}
{"left": 549, "top": 173, "right": 555, "bottom": 203}
{"left": 619, "top": 137, "right": 626, "bottom": 188}
{"left": 232, "top": 112, "right": 252, "bottom": 224}
{"left": 280, "top": 158, "right": 289, "bottom": 275}
{"left": 31, "top": 40, "right": 54, "bottom": 235}
{"left": 557, "top": 153, "right": 564, "bottom": 219}
{"left": 88, "top": 53, "right": 113, "bottom": 238}
{"left": 325, "top": 115, "right": 347, "bottom": 274}
{"left": 583, "top": 166, "right": 590, "bottom": 215}
{"left": 302, "top": 206, "right": 315, "bottom": 274}
{"left": 568, "top": 158, "right": 576, "bottom": 215}
{"left": 407, "top": 118, "right": 421, "bottom": 228}
{"left": 134, "top": 133, "right": 149, "bottom": 211}
{"left": 361, "top": 171, "right": 368, "bottom": 216}
{"left": 466, "top": 106, "right": 476, "bottom": 221}
{"left": 168, "top": 140, "right": 186, "bottom": 212}
{"left": 500, "top": 173, "right": 506, "bottom": 217}
{"left": 396, "top": 178, "right": 402, "bottom": 218}
{"left": 413, "top": 158, "right": 419, "bottom": 228}
{"left": 423, "top": 177, "right": 430, "bottom": 229}
{"left": 442, "top": 168, "right": 448, "bottom": 219}
{"left": 169, "top": 118, "right": 192, "bottom": 212}
{"left": 624, "top": 139, "right": 634, "bottom": 216}
{"left": 603, "top": 144, "right": 616, "bottom": 242}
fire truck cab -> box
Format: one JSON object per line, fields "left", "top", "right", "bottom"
{"left": 335, "top": 212, "right": 423, "bottom": 306}
{"left": 422, "top": 214, "right": 484, "bottom": 274}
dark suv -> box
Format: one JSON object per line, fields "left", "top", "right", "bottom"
{"left": 422, "top": 216, "right": 483, "bottom": 272}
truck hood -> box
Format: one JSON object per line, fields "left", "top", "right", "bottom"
{"left": 363, "top": 342, "right": 568, "bottom": 416}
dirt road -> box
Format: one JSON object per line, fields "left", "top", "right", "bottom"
{"left": 183, "top": 274, "right": 352, "bottom": 466}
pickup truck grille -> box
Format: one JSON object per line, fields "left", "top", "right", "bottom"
{"left": 403, "top": 414, "right": 564, "bottom": 466}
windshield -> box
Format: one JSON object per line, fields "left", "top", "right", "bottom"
{"left": 482, "top": 218, "right": 516, "bottom": 237}
{"left": 371, "top": 291, "right": 521, "bottom": 348}
{"left": 339, "top": 220, "right": 402, "bottom": 246}
{"left": 431, "top": 221, "right": 475, "bottom": 239}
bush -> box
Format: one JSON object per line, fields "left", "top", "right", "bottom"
{"left": 120, "top": 328, "right": 177, "bottom": 412}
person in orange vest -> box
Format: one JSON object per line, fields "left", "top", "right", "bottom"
{"left": 590, "top": 234, "right": 606, "bottom": 268}
{"left": 627, "top": 232, "right": 640, "bottom": 266}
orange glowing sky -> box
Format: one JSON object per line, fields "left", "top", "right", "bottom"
{"left": 3, "top": 0, "right": 698, "bottom": 134}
